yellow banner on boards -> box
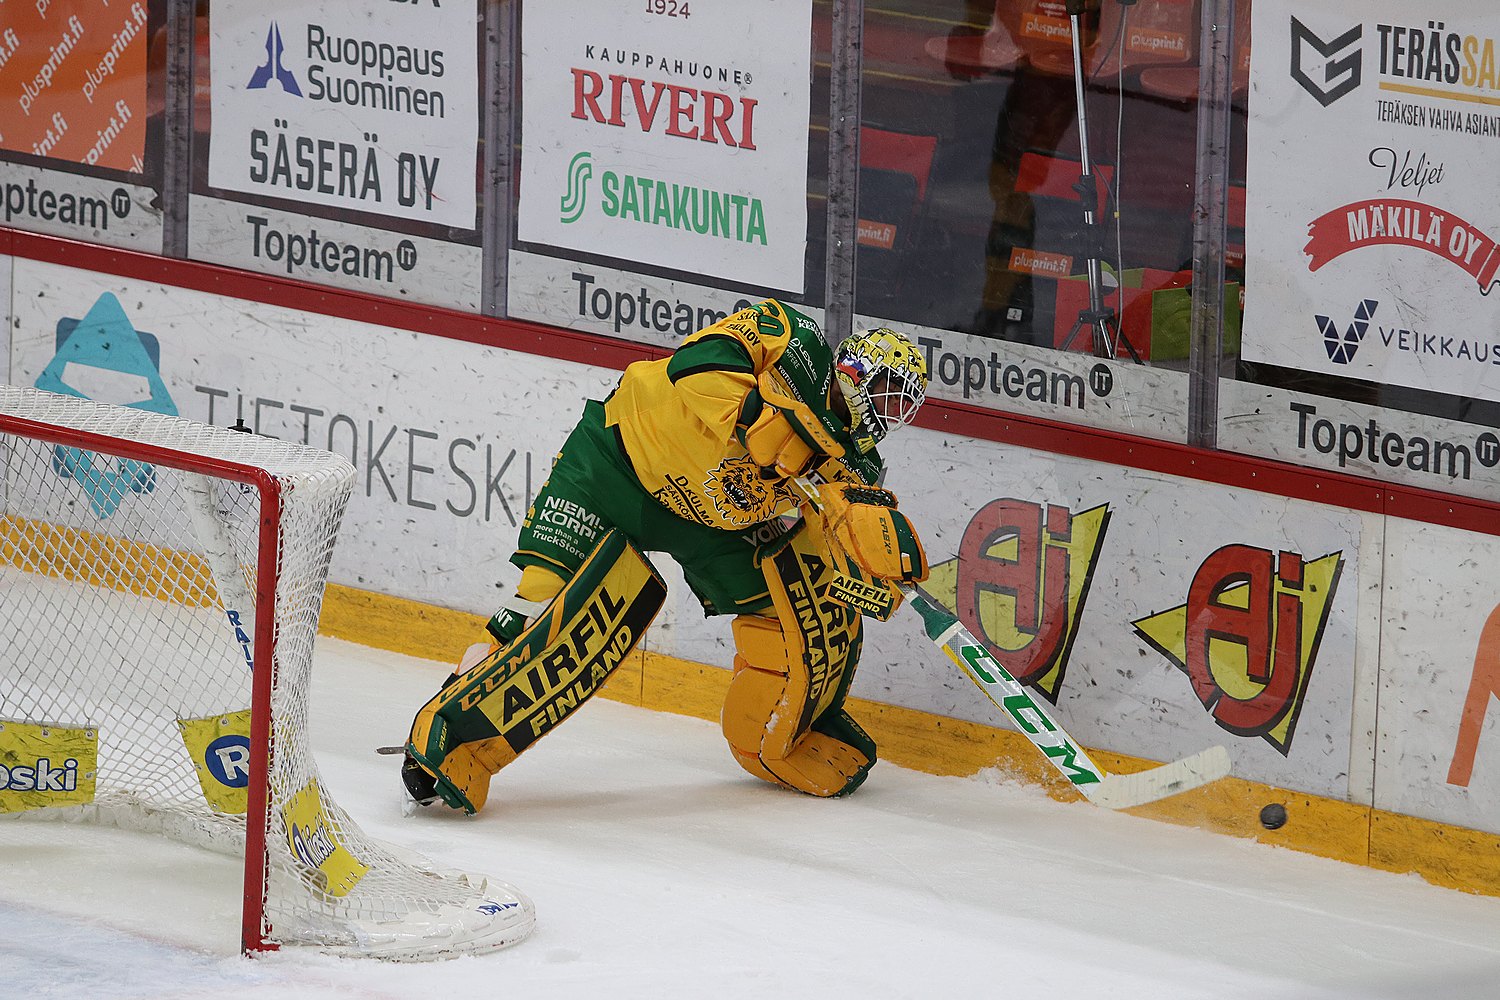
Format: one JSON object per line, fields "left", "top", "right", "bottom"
{"left": 176, "top": 710, "right": 253, "bottom": 815}
{"left": 0, "top": 719, "right": 97, "bottom": 813}
{"left": 280, "top": 779, "right": 369, "bottom": 898}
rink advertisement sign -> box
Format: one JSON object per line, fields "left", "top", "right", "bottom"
{"left": 1133, "top": 546, "right": 1344, "bottom": 755}
{"left": 9, "top": 258, "right": 619, "bottom": 618}
{"left": 177, "top": 711, "right": 253, "bottom": 816}
{"left": 208, "top": 0, "right": 479, "bottom": 229}
{"left": 1217, "top": 380, "right": 1500, "bottom": 505}
{"left": 281, "top": 779, "right": 368, "bottom": 897}
{"left": 1376, "top": 520, "right": 1500, "bottom": 833}
{"left": 917, "top": 500, "right": 1112, "bottom": 704}
{"left": 0, "top": 720, "right": 97, "bottom": 813}
{"left": 187, "top": 196, "right": 483, "bottom": 311}
{"left": 1243, "top": 1, "right": 1500, "bottom": 401}
{"left": 0, "top": 0, "right": 150, "bottom": 171}
{"left": 508, "top": 251, "right": 1192, "bottom": 441}
{"left": 516, "top": 2, "right": 812, "bottom": 292}
{"left": 876, "top": 445, "right": 1364, "bottom": 799}
{"left": 0, "top": 161, "right": 162, "bottom": 250}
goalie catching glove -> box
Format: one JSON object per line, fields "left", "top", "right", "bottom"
{"left": 812, "top": 481, "right": 928, "bottom": 584}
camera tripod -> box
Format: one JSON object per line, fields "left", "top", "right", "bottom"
{"left": 1057, "top": 0, "right": 1143, "bottom": 364}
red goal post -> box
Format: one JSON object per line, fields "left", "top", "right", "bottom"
{"left": 0, "top": 385, "right": 533, "bottom": 959}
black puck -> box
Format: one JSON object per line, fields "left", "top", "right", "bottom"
{"left": 1259, "top": 803, "right": 1287, "bottom": 830}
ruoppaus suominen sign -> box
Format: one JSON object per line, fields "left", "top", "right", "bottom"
{"left": 208, "top": 0, "right": 479, "bottom": 229}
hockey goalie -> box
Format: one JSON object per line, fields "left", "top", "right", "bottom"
{"left": 400, "top": 299, "right": 930, "bottom": 813}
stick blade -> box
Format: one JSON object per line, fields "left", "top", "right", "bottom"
{"left": 1085, "top": 745, "right": 1232, "bottom": 810}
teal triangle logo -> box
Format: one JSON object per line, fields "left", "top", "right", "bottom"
{"left": 35, "top": 293, "right": 178, "bottom": 518}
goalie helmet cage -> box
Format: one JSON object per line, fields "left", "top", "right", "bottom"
{"left": 0, "top": 385, "right": 534, "bottom": 959}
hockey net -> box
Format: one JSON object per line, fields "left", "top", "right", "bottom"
{"left": 0, "top": 384, "right": 533, "bottom": 959}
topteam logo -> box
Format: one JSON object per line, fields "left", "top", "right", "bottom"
{"left": 1290, "top": 16, "right": 1363, "bottom": 106}
{"left": 560, "top": 151, "right": 593, "bottom": 224}
{"left": 1316, "top": 298, "right": 1378, "bottom": 364}
{"left": 247, "top": 22, "right": 303, "bottom": 96}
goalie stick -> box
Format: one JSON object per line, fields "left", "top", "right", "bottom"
{"left": 793, "top": 476, "right": 1230, "bottom": 810}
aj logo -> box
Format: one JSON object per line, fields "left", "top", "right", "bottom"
{"left": 34, "top": 293, "right": 179, "bottom": 518}
{"left": 1290, "top": 17, "right": 1362, "bottom": 107}
{"left": 1316, "top": 298, "right": 1378, "bottom": 365}
{"left": 560, "top": 151, "right": 593, "bottom": 224}
{"left": 920, "top": 499, "right": 1109, "bottom": 703}
{"left": 248, "top": 22, "right": 303, "bottom": 96}
{"left": 1134, "top": 546, "right": 1343, "bottom": 754}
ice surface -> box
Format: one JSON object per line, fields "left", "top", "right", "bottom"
{"left": 4, "top": 637, "right": 1500, "bottom": 1000}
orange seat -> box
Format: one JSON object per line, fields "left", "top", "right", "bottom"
{"left": 1014, "top": 150, "right": 1114, "bottom": 214}
{"left": 856, "top": 128, "right": 940, "bottom": 305}
{"left": 1138, "top": 0, "right": 1251, "bottom": 100}
{"left": 1031, "top": 0, "right": 1200, "bottom": 79}
{"left": 861, "top": 128, "right": 938, "bottom": 202}
{"left": 924, "top": 1, "right": 1072, "bottom": 78}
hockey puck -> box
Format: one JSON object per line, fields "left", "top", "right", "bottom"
{"left": 1259, "top": 803, "right": 1288, "bottom": 830}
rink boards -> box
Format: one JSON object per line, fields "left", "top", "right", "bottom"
{"left": 2, "top": 249, "right": 1498, "bottom": 896}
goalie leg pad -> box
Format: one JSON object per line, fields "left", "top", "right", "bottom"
{"left": 406, "top": 529, "right": 667, "bottom": 814}
{"left": 720, "top": 522, "right": 872, "bottom": 797}
{"left": 722, "top": 616, "right": 872, "bottom": 798}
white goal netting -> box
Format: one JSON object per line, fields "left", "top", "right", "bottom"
{"left": 0, "top": 384, "right": 533, "bottom": 959}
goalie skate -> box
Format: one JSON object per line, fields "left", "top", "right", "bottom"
{"left": 401, "top": 751, "right": 443, "bottom": 815}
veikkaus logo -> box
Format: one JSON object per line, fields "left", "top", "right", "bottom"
{"left": 1291, "top": 16, "right": 1363, "bottom": 106}
{"left": 1316, "top": 299, "right": 1377, "bottom": 364}
{"left": 247, "top": 22, "right": 303, "bottom": 95}
{"left": 1315, "top": 297, "right": 1500, "bottom": 370}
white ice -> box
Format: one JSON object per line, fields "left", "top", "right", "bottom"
{"left": 3, "top": 636, "right": 1500, "bottom": 1000}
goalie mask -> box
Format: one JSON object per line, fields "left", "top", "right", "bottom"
{"left": 834, "top": 327, "right": 928, "bottom": 453}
